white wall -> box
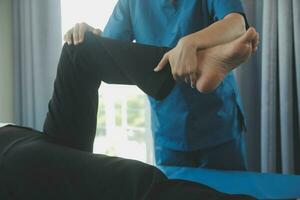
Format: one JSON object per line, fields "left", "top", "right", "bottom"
{"left": 0, "top": 0, "right": 14, "bottom": 122}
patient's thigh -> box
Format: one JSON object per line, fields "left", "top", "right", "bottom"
{"left": 2, "top": 135, "right": 166, "bottom": 200}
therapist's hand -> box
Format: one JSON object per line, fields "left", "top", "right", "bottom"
{"left": 154, "top": 36, "right": 198, "bottom": 88}
{"left": 64, "top": 22, "right": 102, "bottom": 45}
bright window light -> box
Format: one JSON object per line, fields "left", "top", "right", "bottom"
{"left": 60, "top": 0, "right": 153, "bottom": 164}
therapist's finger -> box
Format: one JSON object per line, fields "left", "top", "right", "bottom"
{"left": 78, "top": 23, "right": 86, "bottom": 43}
{"left": 65, "top": 29, "right": 73, "bottom": 45}
{"left": 154, "top": 53, "right": 169, "bottom": 72}
{"left": 190, "top": 73, "right": 197, "bottom": 88}
{"left": 73, "top": 23, "right": 80, "bottom": 45}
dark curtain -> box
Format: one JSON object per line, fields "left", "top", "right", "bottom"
{"left": 236, "top": 0, "right": 300, "bottom": 174}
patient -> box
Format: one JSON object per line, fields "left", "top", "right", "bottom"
{"left": 0, "top": 30, "right": 258, "bottom": 200}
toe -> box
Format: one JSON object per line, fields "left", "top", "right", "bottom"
{"left": 239, "top": 27, "right": 257, "bottom": 44}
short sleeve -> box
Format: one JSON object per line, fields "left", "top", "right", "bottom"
{"left": 207, "top": 0, "right": 249, "bottom": 28}
{"left": 102, "top": 0, "right": 134, "bottom": 42}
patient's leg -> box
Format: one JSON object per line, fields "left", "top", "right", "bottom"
{"left": 1, "top": 126, "right": 167, "bottom": 200}
{"left": 43, "top": 33, "right": 174, "bottom": 152}
{"left": 1, "top": 33, "right": 257, "bottom": 199}
{"left": 43, "top": 30, "right": 257, "bottom": 152}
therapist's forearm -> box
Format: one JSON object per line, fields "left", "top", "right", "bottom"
{"left": 181, "top": 13, "right": 246, "bottom": 50}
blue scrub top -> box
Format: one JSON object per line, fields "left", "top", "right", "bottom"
{"left": 103, "top": 0, "right": 247, "bottom": 151}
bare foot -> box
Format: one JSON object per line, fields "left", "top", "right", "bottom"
{"left": 195, "top": 27, "right": 258, "bottom": 93}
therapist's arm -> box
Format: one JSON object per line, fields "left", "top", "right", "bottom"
{"left": 182, "top": 13, "right": 247, "bottom": 50}
{"left": 155, "top": 13, "right": 250, "bottom": 82}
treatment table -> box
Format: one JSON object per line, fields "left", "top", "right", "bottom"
{"left": 160, "top": 166, "right": 300, "bottom": 200}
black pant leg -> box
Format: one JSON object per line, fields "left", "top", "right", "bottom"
{"left": 43, "top": 32, "right": 174, "bottom": 152}
{"left": 0, "top": 129, "right": 167, "bottom": 200}
{"left": 98, "top": 36, "right": 174, "bottom": 99}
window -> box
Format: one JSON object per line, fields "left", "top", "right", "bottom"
{"left": 61, "top": 0, "right": 153, "bottom": 164}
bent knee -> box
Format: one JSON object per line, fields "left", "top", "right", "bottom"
{"left": 63, "top": 32, "right": 99, "bottom": 59}
{"left": 60, "top": 32, "right": 102, "bottom": 78}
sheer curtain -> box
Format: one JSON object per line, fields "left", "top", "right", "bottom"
{"left": 12, "top": 0, "right": 62, "bottom": 130}
{"left": 236, "top": 0, "right": 300, "bottom": 174}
